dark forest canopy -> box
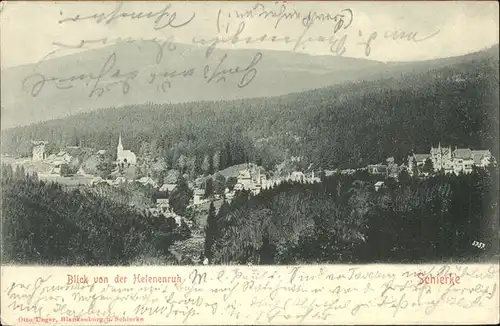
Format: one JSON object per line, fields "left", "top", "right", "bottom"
{"left": 2, "top": 46, "right": 498, "bottom": 171}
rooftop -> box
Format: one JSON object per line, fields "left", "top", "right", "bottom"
{"left": 453, "top": 148, "right": 472, "bottom": 159}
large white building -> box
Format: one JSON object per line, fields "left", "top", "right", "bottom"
{"left": 32, "top": 141, "right": 48, "bottom": 161}
{"left": 116, "top": 134, "right": 137, "bottom": 166}
{"left": 409, "top": 143, "right": 494, "bottom": 175}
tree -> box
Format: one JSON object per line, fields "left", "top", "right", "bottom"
{"left": 205, "top": 178, "right": 214, "bottom": 197}
{"left": 422, "top": 158, "right": 434, "bottom": 174}
{"left": 169, "top": 175, "right": 193, "bottom": 216}
{"left": 213, "top": 174, "right": 226, "bottom": 194}
{"left": 60, "top": 164, "right": 77, "bottom": 177}
{"left": 213, "top": 151, "right": 221, "bottom": 173}
{"left": 186, "top": 156, "right": 197, "bottom": 179}
{"left": 411, "top": 158, "right": 419, "bottom": 176}
{"left": 176, "top": 155, "right": 187, "bottom": 174}
{"left": 177, "top": 219, "right": 192, "bottom": 240}
{"left": 398, "top": 169, "right": 411, "bottom": 185}
{"left": 201, "top": 155, "right": 210, "bottom": 175}
{"left": 97, "top": 161, "right": 114, "bottom": 179}
{"left": 204, "top": 202, "right": 218, "bottom": 261}
{"left": 226, "top": 176, "right": 238, "bottom": 189}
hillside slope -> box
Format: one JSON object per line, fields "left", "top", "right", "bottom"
{"left": 1, "top": 41, "right": 384, "bottom": 128}
{"left": 3, "top": 41, "right": 497, "bottom": 129}
{"left": 2, "top": 45, "right": 498, "bottom": 171}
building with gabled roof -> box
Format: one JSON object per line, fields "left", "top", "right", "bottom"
{"left": 410, "top": 143, "right": 494, "bottom": 175}
{"left": 116, "top": 134, "right": 137, "bottom": 166}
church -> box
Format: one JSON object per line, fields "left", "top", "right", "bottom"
{"left": 116, "top": 134, "right": 137, "bottom": 166}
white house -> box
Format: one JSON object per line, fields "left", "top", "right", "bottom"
{"left": 112, "top": 177, "right": 127, "bottom": 186}
{"left": 137, "top": 177, "right": 157, "bottom": 187}
{"left": 159, "top": 183, "right": 177, "bottom": 193}
{"left": 193, "top": 189, "right": 206, "bottom": 205}
{"left": 290, "top": 171, "right": 305, "bottom": 182}
{"left": 374, "top": 181, "right": 385, "bottom": 192}
{"left": 156, "top": 198, "right": 170, "bottom": 211}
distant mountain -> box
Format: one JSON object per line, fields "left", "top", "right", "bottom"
{"left": 3, "top": 41, "right": 497, "bottom": 129}
{"left": 1, "top": 41, "right": 385, "bottom": 129}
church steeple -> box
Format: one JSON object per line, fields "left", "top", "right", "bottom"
{"left": 117, "top": 133, "right": 124, "bottom": 152}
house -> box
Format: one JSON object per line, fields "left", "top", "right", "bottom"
{"left": 156, "top": 198, "right": 170, "bottom": 212}
{"left": 237, "top": 169, "right": 253, "bottom": 189}
{"left": 305, "top": 171, "right": 321, "bottom": 183}
{"left": 193, "top": 189, "right": 206, "bottom": 205}
{"left": 112, "top": 176, "right": 127, "bottom": 186}
{"left": 32, "top": 141, "right": 48, "bottom": 161}
{"left": 225, "top": 191, "right": 235, "bottom": 200}
{"left": 408, "top": 154, "right": 431, "bottom": 173}
{"left": 471, "top": 150, "right": 494, "bottom": 167}
{"left": 367, "top": 164, "right": 388, "bottom": 175}
{"left": 251, "top": 184, "right": 262, "bottom": 196}
{"left": 340, "top": 169, "right": 355, "bottom": 175}
{"left": 90, "top": 177, "right": 104, "bottom": 186}
{"left": 452, "top": 148, "right": 474, "bottom": 174}
{"left": 57, "top": 151, "right": 73, "bottom": 163}
{"left": 137, "top": 177, "right": 157, "bottom": 187}
{"left": 290, "top": 171, "right": 305, "bottom": 182}
{"left": 159, "top": 183, "right": 177, "bottom": 193}
{"left": 96, "top": 149, "right": 106, "bottom": 156}
{"left": 51, "top": 161, "right": 64, "bottom": 175}
{"left": 374, "top": 181, "right": 385, "bottom": 192}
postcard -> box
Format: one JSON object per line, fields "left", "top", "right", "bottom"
{"left": 1, "top": 1, "right": 499, "bottom": 325}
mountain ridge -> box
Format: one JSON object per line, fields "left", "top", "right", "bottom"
{"left": 1, "top": 42, "right": 498, "bottom": 130}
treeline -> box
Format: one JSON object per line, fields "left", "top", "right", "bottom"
{"left": 2, "top": 48, "right": 498, "bottom": 172}
{"left": 204, "top": 166, "right": 499, "bottom": 264}
{"left": 1, "top": 164, "right": 190, "bottom": 265}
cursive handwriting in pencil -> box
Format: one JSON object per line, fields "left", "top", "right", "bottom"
{"left": 58, "top": 2, "right": 196, "bottom": 31}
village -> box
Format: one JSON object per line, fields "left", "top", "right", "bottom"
{"left": 3, "top": 134, "right": 495, "bottom": 226}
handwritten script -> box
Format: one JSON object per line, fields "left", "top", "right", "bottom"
{"left": 15, "top": 2, "right": 441, "bottom": 99}
{"left": 2, "top": 264, "right": 498, "bottom": 324}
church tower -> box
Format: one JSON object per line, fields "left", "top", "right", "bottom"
{"left": 117, "top": 133, "right": 124, "bottom": 153}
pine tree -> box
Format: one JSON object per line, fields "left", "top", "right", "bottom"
{"left": 202, "top": 155, "right": 210, "bottom": 175}
{"left": 212, "top": 151, "right": 220, "bottom": 173}
{"left": 169, "top": 175, "right": 193, "bottom": 216}
{"left": 411, "top": 158, "right": 419, "bottom": 176}
{"left": 204, "top": 202, "right": 218, "bottom": 261}
{"left": 205, "top": 178, "right": 214, "bottom": 197}
{"left": 214, "top": 174, "right": 226, "bottom": 194}
{"left": 177, "top": 219, "right": 192, "bottom": 240}
{"left": 422, "top": 158, "right": 434, "bottom": 174}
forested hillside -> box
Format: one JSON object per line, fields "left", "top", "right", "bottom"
{"left": 207, "top": 167, "right": 499, "bottom": 264}
{"left": 2, "top": 46, "right": 498, "bottom": 172}
{"left": 3, "top": 163, "right": 498, "bottom": 265}
{"left": 1, "top": 164, "right": 191, "bottom": 265}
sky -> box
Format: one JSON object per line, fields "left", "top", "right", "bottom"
{"left": 1, "top": 1, "right": 499, "bottom": 68}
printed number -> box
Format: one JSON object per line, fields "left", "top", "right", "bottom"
{"left": 472, "top": 240, "right": 486, "bottom": 249}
